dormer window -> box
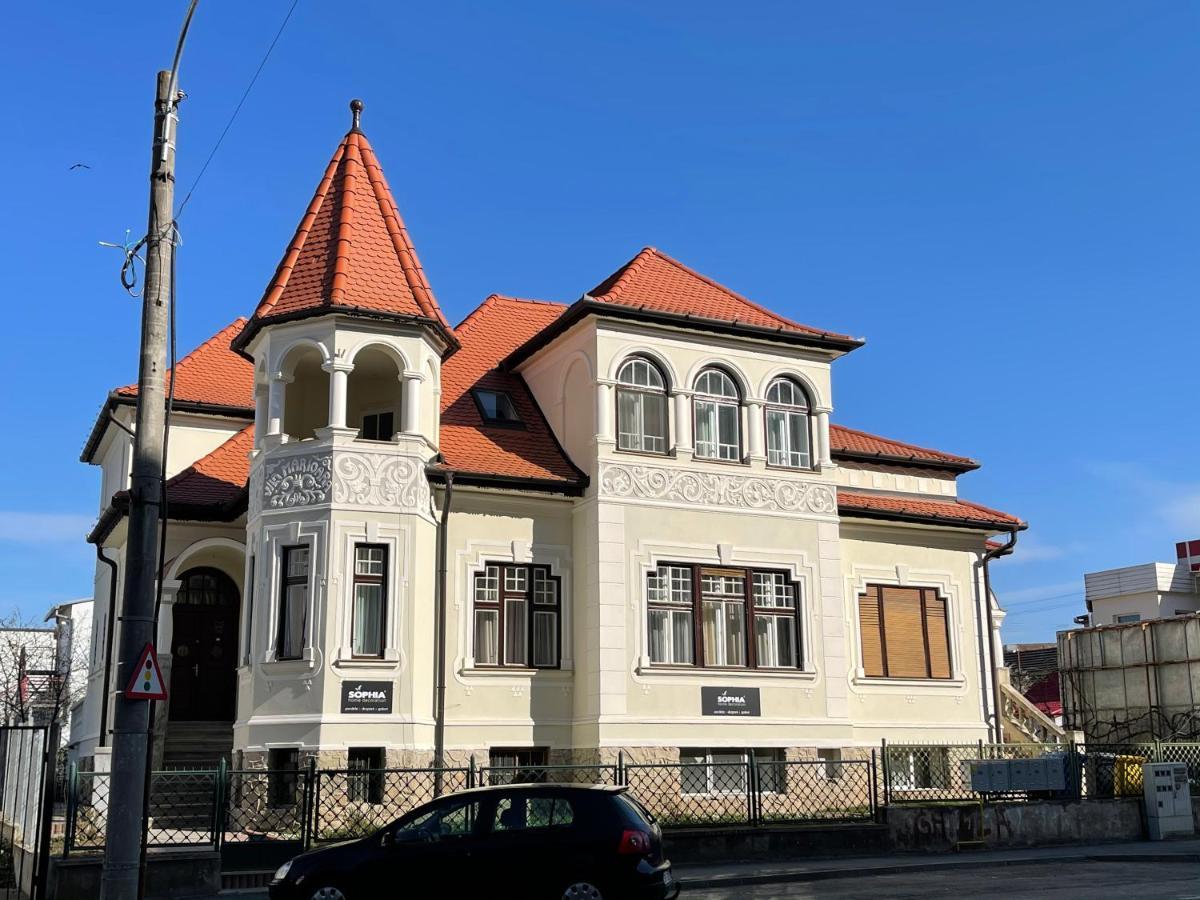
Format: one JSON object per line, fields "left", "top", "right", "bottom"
{"left": 474, "top": 389, "right": 522, "bottom": 425}
{"left": 693, "top": 368, "right": 741, "bottom": 461}
{"left": 616, "top": 357, "right": 669, "bottom": 454}
{"left": 764, "top": 377, "right": 812, "bottom": 469}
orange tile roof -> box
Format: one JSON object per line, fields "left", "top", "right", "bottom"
{"left": 162, "top": 425, "right": 254, "bottom": 510}
{"left": 589, "top": 247, "right": 858, "bottom": 343}
{"left": 236, "top": 118, "right": 453, "bottom": 350}
{"left": 830, "top": 424, "right": 978, "bottom": 470}
{"left": 116, "top": 318, "right": 254, "bottom": 410}
{"left": 838, "top": 490, "right": 1024, "bottom": 529}
{"left": 439, "top": 295, "right": 584, "bottom": 486}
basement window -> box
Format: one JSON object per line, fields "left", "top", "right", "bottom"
{"left": 473, "top": 389, "right": 522, "bottom": 425}
{"left": 268, "top": 748, "right": 299, "bottom": 806}
{"left": 348, "top": 747, "right": 385, "bottom": 803}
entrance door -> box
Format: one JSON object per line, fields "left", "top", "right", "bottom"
{"left": 169, "top": 568, "right": 239, "bottom": 721}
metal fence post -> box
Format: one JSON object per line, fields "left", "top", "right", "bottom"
{"left": 747, "top": 756, "right": 759, "bottom": 827}
{"left": 870, "top": 750, "right": 880, "bottom": 822}
{"left": 617, "top": 751, "right": 625, "bottom": 786}
{"left": 302, "top": 757, "right": 317, "bottom": 850}
{"left": 63, "top": 762, "right": 77, "bottom": 858}
{"left": 211, "top": 758, "right": 227, "bottom": 850}
{"left": 468, "top": 755, "right": 476, "bottom": 790}
{"left": 880, "top": 738, "right": 891, "bottom": 808}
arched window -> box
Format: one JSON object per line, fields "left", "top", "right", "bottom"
{"left": 764, "top": 377, "right": 812, "bottom": 469}
{"left": 693, "top": 368, "right": 741, "bottom": 461}
{"left": 616, "top": 357, "right": 669, "bottom": 453}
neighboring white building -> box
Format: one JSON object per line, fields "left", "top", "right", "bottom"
{"left": 1082, "top": 540, "right": 1200, "bottom": 626}
{"left": 75, "top": 103, "right": 1026, "bottom": 775}
{"left": 45, "top": 598, "right": 94, "bottom": 758}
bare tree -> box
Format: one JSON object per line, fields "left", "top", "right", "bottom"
{"left": 0, "top": 608, "right": 84, "bottom": 728}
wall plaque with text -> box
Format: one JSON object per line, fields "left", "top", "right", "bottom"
{"left": 340, "top": 681, "right": 393, "bottom": 714}
{"left": 701, "top": 686, "right": 761, "bottom": 717}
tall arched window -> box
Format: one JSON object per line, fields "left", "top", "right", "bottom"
{"left": 616, "top": 357, "right": 669, "bottom": 453}
{"left": 693, "top": 368, "right": 741, "bottom": 461}
{"left": 764, "top": 377, "right": 812, "bottom": 469}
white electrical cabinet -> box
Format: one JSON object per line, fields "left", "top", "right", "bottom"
{"left": 1142, "top": 762, "right": 1194, "bottom": 840}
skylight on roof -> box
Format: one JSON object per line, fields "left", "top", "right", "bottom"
{"left": 473, "top": 389, "right": 522, "bottom": 425}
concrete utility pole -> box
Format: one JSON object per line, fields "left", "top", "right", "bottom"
{"left": 100, "top": 69, "right": 180, "bottom": 900}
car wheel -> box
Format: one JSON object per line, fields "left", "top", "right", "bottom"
{"left": 561, "top": 883, "right": 604, "bottom": 900}
{"left": 307, "top": 885, "right": 348, "bottom": 900}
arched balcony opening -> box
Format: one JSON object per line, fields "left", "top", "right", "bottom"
{"left": 346, "top": 346, "right": 404, "bottom": 442}
{"left": 281, "top": 345, "right": 330, "bottom": 442}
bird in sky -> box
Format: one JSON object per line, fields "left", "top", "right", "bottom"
{"left": 69, "top": 163, "right": 91, "bottom": 170}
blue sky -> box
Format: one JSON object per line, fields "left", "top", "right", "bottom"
{"left": 1, "top": 2, "right": 1196, "bottom": 640}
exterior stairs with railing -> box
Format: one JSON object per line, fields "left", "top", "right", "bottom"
{"left": 998, "top": 671, "right": 1068, "bottom": 744}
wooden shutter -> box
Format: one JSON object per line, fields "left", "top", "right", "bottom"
{"left": 881, "top": 586, "right": 928, "bottom": 678}
{"left": 924, "top": 592, "right": 951, "bottom": 679}
{"left": 858, "top": 589, "right": 886, "bottom": 677}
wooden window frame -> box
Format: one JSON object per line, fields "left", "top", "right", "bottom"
{"left": 857, "top": 584, "right": 953, "bottom": 680}
{"left": 276, "top": 546, "right": 309, "bottom": 661}
{"left": 615, "top": 356, "right": 671, "bottom": 456}
{"left": 351, "top": 544, "right": 388, "bottom": 659}
{"left": 472, "top": 563, "right": 561, "bottom": 669}
{"left": 692, "top": 368, "right": 744, "bottom": 463}
{"left": 763, "top": 377, "right": 813, "bottom": 471}
{"left": 647, "top": 562, "right": 802, "bottom": 671}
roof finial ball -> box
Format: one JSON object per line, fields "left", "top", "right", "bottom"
{"left": 350, "top": 98, "right": 364, "bottom": 132}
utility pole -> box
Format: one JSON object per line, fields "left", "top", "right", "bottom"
{"left": 100, "top": 69, "right": 180, "bottom": 900}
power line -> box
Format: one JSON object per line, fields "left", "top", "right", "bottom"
{"left": 175, "top": 0, "right": 301, "bottom": 218}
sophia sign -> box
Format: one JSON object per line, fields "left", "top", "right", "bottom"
{"left": 340, "top": 681, "right": 393, "bottom": 714}
{"left": 701, "top": 686, "right": 761, "bottom": 717}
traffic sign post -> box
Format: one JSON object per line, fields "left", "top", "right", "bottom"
{"left": 125, "top": 643, "right": 168, "bottom": 701}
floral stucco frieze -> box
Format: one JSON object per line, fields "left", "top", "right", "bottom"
{"left": 332, "top": 451, "right": 429, "bottom": 511}
{"left": 599, "top": 461, "right": 837, "bottom": 516}
{"left": 262, "top": 454, "right": 332, "bottom": 510}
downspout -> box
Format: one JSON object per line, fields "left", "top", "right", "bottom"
{"left": 433, "top": 471, "right": 454, "bottom": 793}
{"left": 982, "top": 530, "right": 1018, "bottom": 743}
{"left": 95, "top": 544, "right": 120, "bottom": 749}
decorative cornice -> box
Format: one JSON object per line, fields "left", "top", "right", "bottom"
{"left": 598, "top": 461, "right": 837, "bottom": 517}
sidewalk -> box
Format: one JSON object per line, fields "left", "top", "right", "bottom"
{"left": 673, "top": 837, "right": 1200, "bottom": 890}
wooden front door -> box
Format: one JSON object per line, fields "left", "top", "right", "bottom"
{"left": 168, "top": 568, "right": 239, "bottom": 722}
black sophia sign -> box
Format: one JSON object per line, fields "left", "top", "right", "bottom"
{"left": 340, "top": 681, "right": 393, "bottom": 714}
{"left": 701, "top": 686, "right": 761, "bottom": 717}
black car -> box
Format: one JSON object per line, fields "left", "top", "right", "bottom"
{"left": 269, "top": 783, "right": 679, "bottom": 900}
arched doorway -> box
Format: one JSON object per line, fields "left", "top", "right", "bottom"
{"left": 169, "top": 567, "right": 240, "bottom": 722}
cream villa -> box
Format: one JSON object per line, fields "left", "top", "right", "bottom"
{"left": 76, "top": 104, "right": 1026, "bottom": 778}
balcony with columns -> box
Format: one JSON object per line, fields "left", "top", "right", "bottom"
{"left": 250, "top": 340, "right": 434, "bottom": 520}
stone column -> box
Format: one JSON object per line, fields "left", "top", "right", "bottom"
{"left": 253, "top": 384, "right": 267, "bottom": 451}
{"left": 747, "top": 400, "right": 766, "bottom": 462}
{"left": 596, "top": 381, "right": 615, "bottom": 446}
{"left": 265, "top": 374, "right": 292, "bottom": 448}
{"left": 672, "top": 390, "right": 693, "bottom": 457}
{"left": 322, "top": 360, "right": 354, "bottom": 430}
{"left": 816, "top": 410, "right": 834, "bottom": 467}
{"left": 402, "top": 370, "right": 424, "bottom": 436}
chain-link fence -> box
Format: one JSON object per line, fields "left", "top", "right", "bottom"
{"left": 309, "top": 766, "right": 471, "bottom": 844}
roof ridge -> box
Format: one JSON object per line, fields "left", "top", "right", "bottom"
{"left": 642, "top": 248, "right": 810, "bottom": 333}
{"left": 831, "top": 423, "right": 976, "bottom": 463}
{"left": 453, "top": 294, "right": 567, "bottom": 337}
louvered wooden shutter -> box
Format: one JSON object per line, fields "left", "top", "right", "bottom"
{"left": 858, "top": 589, "right": 885, "bottom": 677}
{"left": 924, "top": 592, "right": 951, "bottom": 678}
{"left": 881, "top": 586, "right": 928, "bottom": 678}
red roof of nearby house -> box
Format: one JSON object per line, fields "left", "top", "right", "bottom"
{"left": 235, "top": 120, "right": 453, "bottom": 350}
{"left": 162, "top": 425, "right": 254, "bottom": 509}
{"left": 837, "top": 490, "right": 1025, "bottom": 530}
{"left": 438, "top": 295, "right": 583, "bottom": 486}
{"left": 115, "top": 318, "right": 254, "bottom": 409}
{"left": 588, "top": 247, "right": 858, "bottom": 343}
{"left": 829, "top": 424, "right": 978, "bottom": 470}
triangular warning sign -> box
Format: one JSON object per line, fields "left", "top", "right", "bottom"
{"left": 125, "top": 642, "right": 168, "bottom": 701}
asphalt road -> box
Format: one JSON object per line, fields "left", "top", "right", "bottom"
{"left": 683, "top": 859, "right": 1200, "bottom": 899}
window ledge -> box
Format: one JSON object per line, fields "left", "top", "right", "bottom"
{"left": 635, "top": 664, "right": 817, "bottom": 682}
{"left": 852, "top": 674, "right": 966, "bottom": 689}
{"left": 459, "top": 665, "right": 573, "bottom": 679}
{"left": 333, "top": 657, "right": 401, "bottom": 671}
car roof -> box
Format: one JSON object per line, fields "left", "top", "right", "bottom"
{"left": 442, "top": 782, "right": 627, "bottom": 799}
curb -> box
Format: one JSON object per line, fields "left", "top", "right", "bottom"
{"left": 678, "top": 850, "right": 1200, "bottom": 890}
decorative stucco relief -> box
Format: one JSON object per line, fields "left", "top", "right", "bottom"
{"left": 262, "top": 454, "right": 332, "bottom": 509}
{"left": 248, "top": 465, "right": 264, "bottom": 518}
{"left": 260, "top": 449, "right": 431, "bottom": 512}
{"left": 599, "top": 461, "right": 837, "bottom": 516}
{"left": 332, "top": 451, "right": 429, "bottom": 511}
